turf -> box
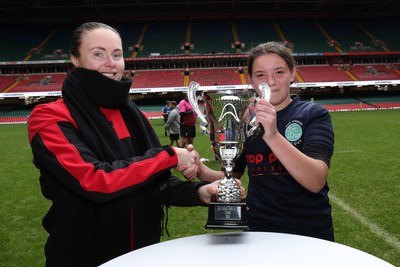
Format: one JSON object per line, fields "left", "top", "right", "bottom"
{"left": 0, "top": 109, "right": 399, "bottom": 266}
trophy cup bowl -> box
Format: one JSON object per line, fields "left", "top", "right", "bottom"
{"left": 187, "top": 81, "right": 257, "bottom": 229}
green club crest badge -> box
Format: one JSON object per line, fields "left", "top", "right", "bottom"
{"left": 285, "top": 122, "right": 302, "bottom": 142}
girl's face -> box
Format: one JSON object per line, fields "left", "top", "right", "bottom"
{"left": 250, "top": 53, "right": 296, "bottom": 111}
{"left": 70, "top": 28, "right": 124, "bottom": 81}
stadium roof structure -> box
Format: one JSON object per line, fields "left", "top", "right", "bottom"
{"left": 1, "top": 0, "right": 400, "bottom": 23}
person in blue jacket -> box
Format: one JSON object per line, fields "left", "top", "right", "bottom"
{"left": 197, "top": 41, "right": 335, "bottom": 241}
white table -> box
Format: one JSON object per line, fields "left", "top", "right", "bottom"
{"left": 100, "top": 232, "right": 395, "bottom": 267}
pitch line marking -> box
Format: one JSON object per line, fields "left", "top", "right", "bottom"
{"left": 330, "top": 193, "right": 400, "bottom": 251}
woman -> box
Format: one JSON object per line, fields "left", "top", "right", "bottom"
{"left": 198, "top": 41, "right": 335, "bottom": 241}
{"left": 27, "top": 22, "right": 238, "bottom": 266}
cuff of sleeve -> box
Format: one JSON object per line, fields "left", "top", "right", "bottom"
{"left": 164, "top": 145, "right": 178, "bottom": 167}
{"left": 195, "top": 181, "right": 210, "bottom": 206}
{"left": 163, "top": 145, "right": 175, "bottom": 156}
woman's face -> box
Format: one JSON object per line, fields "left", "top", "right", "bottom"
{"left": 70, "top": 28, "right": 125, "bottom": 81}
{"left": 250, "top": 53, "right": 295, "bottom": 111}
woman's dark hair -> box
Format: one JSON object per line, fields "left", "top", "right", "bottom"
{"left": 70, "top": 22, "right": 120, "bottom": 58}
{"left": 247, "top": 41, "right": 296, "bottom": 77}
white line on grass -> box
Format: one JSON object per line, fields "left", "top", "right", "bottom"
{"left": 330, "top": 193, "right": 400, "bottom": 250}
{"left": 334, "top": 150, "right": 362, "bottom": 154}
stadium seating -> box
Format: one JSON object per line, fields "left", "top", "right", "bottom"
{"left": 234, "top": 18, "right": 280, "bottom": 52}
{"left": 1, "top": 64, "right": 400, "bottom": 91}
{"left": 131, "top": 70, "right": 184, "bottom": 88}
{"left": 316, "top": 18, "right": 385, "bottom": 53}
{"left": 357, "top": 17, "right": 400, "bottom": 51}
{"left": 1, "top": 17, "right": 400, "bottom": 61}
{"left": 0, "top": 109, "right": 30, "bottom": 123}
{"left": 274, "top": 18, "right": 337, "bottom": 53}
{"left": 139, "top": 20, "right": 188, "bottom": 57}
{"left": 1, "top": 17, "right": 400, "bottom": 124}
{"left": 188, "top": 68, "right": 243, "bottom": 86}
{"left": 120, "top": 20, "right": 187, "bottom": 58}
{"left": 0, "top": 75, "right": 19, "bottom": 92}
{"left": 2, "top": 73, "right": 66, "bottom": 93}
{"left": 350, "top": 64, "right": 400, "bottom": 81}
{"left": 358, "top": 95, "right": 400, "bottom": 109}
{"left": 297, "top": 65, "right": 354, "bottom": 82}
{"left": 0, "top": 23, "right": 77, "bottom": 62}
{"left": 190, "top": 19, "right": 236, "bottom": 54}
{"left": 130, "top": 68, "right": 244, "bottom": 88}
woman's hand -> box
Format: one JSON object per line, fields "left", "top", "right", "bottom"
{"left": 254, "top": 99, "right": 278, "bottom": 140}
{"left": 198, "top": 179, "right": 246, "bottom": 204}
{"left": 174, "top": 144, "right": 200, "bottom": 181}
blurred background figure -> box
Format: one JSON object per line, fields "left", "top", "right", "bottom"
{"left": 165, "top": 100, "right": 180, "bottom": 146}
{"left": 178, "top": 97, "right": 197, "bottom": 148}
{"left": 162, "top": 100, "right": 171, "bottom": 136}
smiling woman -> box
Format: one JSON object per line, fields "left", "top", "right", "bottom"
{"left": 196, "top": 41, "right": 335, "bottom": 241}
{"left": 70, "top": 22, "right": 125, "bottom": 81}
{"left": 26, "top": 21, "right": 228, "bottom": 267}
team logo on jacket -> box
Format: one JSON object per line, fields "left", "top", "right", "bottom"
{"left": 285, "top": 121, "right": 302, "bottom": 142}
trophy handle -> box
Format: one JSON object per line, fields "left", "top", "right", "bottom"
{"left": 187, "top": 81, "right": 209, "bottom": 134}
{"left": 246, "top": 82, "right": 271, "bottom": 137}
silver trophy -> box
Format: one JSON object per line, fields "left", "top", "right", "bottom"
{"left": 247, "top": 82, "right": 271, "bottom": 138}
{"left": 187, "top": 81, "right": 270, "bottom": 229}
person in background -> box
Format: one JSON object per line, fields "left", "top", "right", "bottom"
{"left": 27, "top": 22, "right": 239, "bottom": 267}
{"left": 196, "top": 41, "right": 335, "bottom": 241}
{"left": 162, "top": 100, "right": 171, "bottom": 136}
{"left": 165, "top": 100, "right": 180, "bottom": 146}
{"left": 178, "top": 97, "right": 197, "bottom": 148}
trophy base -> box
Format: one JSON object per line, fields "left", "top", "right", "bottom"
{"left": 205, "top": 202, "right": 248, "bottom": 230}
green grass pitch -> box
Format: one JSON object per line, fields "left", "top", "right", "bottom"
{"left": 0, "top": 109, "right": 399, "bottom": 266}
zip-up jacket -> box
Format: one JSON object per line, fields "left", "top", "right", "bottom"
{"left": 27, "top": 68, "right": 206, "bottom": 266}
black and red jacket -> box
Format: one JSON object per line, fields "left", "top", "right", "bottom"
{"left": 28, "top": 68, "right": 205, "bottom": 266}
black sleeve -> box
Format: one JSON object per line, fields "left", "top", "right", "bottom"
{"left": 302, "top": 104, "right": 334, "bottom": 167}
{"left": 303, "top": 143, "right": 333, "bottom": 168}
{"left": 232, "top": 151, "right": 247, "bottom": 176}
{"left": 159, "top": 176, "right": 209, "bottom": 207}
{"left": 180, "top": 110, "right": 194, "bottom": 116}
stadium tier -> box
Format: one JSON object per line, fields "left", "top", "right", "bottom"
{"left": 0, "top": 73, "right": 66, "bottom": 93}
{"left": 0, "top": 16, "right": 400, "bottom": 124}
{"left": 2, "top": 65, "right": 400, "bottom": 94}
{"left": 130, "top": 69, "right": 185, "bottom": 88}
{"left": 350, "top": 64, "right": 400, "bottom": 81}
{"left": 297, "top": 65, "right": 354, "bottom": 82}
{"left": 188, "top": 68, "right": 244, "bottom": 86}
{"left": 3, "top": 64, "right": 400, "bottom": 93}
{"left": 1, "top": 17, "right": 400, "bottom": 62}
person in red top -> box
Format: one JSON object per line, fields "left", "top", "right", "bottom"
{"left": 178, "top": 97, "right": 197, "bottom": 147}
{"left": 27, "top": 22, "right": 243, "bottom": 267}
